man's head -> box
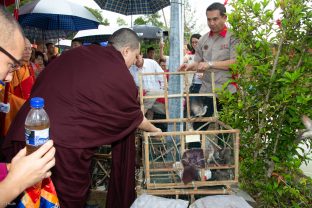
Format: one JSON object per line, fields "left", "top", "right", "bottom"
{"left": 146, "top": 47, "right": 155, "bottom": 59}
{"left": 109, "top": 28, "right": 141, "bottom": 68}
{"left": 71, "top": 38, "right": 82, "bottom": 48}
{"left": 21, "top": 38, "right": 32, "bottom": 63}
{"left": 206, "top": 3, "right": 227, "bottom": 34}
{"left": 46, "top": 42, "right": 55, "bottom": 55}
{"left": 0, "top": 6, "right": 25, "bottom": 83}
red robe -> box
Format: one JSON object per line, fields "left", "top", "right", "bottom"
{"left": 2, "top": 45, "right": 143, "bottom": 208}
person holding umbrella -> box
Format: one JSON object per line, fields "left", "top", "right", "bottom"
{"left": 2, "top": 28, "right": 161, "bottom": 208}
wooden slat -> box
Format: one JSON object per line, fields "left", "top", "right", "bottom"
{"left": 146, "top": 180, "right": 237, "bottom": 189}
{"left": 137, "top": 188, "right": 231, "bottom": 196}
{"left": 143, "top": 93, "right": 215, "bottom": 99}
{"left": 149, "top": 165, "right": 236, "bottom": 172}
{"left": 146, "top": 129, "right": 240, "bottom": 137}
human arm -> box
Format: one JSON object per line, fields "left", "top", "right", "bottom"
{"left": 138, "top": 116, "right": 162, "bottom": 132}
{"left": 178, "top": 61, "right": 199, "bottom": 72}
{"left": 159, "top": 41, "right": 166, "bottom": 60}
{"left": 196, "top": 35, "right": 238, "bottom": 71}
{"left": 0, "top": 140, "right": 55, "bottom": 207}
{"left": 193, "top": 33, "right": 238, "bottom": 72}
{"left": 197, "top": 59, "right": 236, "bottom": 72}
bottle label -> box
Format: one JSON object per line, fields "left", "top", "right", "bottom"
{"left": 25, "top": 128, "right": 49, "bottom": 146}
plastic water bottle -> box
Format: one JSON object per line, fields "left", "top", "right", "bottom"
{"left": 25, "top": 97, "right": 50, "bottom": 155}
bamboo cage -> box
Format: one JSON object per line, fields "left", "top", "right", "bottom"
{"left": 136, "top": 71, "right": 240, "bottom": 201}
{"left": 90, "top": 146, "right": 111, "bottom": 191}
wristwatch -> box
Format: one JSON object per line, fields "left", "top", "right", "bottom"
{"left": 208, "top": 61, "right": 213, "bottom": 69}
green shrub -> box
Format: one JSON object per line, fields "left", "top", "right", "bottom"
{"left": 219, "top": 0, "right": 312, "bottom": 207}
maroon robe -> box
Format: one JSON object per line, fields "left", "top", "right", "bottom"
{"left": 1, "top": 45, "right": 143, "bottom": 208}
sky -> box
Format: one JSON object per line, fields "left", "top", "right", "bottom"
{"left": 67, "top": 0, "right": 226, "bottom": 35}
{"left": 67, "top": 0, "right": 288, "bottom": 36}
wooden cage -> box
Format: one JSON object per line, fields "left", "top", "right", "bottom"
{"left": 136, "top": 71, "right": 240, "bottom": 201}
{"left": 89, "top": 71, "right": 241, "bottom": 204}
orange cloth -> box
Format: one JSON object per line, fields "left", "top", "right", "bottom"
{"left": 19, "top": 177, "right": 60, "bottom": 208}
{"left": 0, "top": 63, "right": 36, "bottom": 135}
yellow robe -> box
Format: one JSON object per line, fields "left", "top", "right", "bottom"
{"left": 0, "top": 63, "right": 36, "bottom": 135}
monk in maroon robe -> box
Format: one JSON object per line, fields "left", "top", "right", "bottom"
{"left": 2, "top": 28, "right": 160, "bottom": 208}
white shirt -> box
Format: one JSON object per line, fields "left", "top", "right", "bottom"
{"left": 186, "top": 54, "right": 202, "bottom": 85}
{"left": 129, "top": 58, "right": 164, "bottom": 91}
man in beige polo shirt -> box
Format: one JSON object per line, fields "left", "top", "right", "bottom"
{"left": 179, "top": 2, "right": 238, "bottom": 117}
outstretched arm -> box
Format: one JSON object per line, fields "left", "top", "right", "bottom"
{"left": 178, "top": 61, "right": 199, "bottom": 72}
{"left": 159, "top": 41, "right": 165, "bottom": 60}
{"left": 197, "top": 59, "right": 236, "bottom": 72}
{"left": 138, "top": 116, "right": 162, "bottom": 132}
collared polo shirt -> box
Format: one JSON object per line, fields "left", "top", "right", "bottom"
{"left": 194, "top": 26, "right": 238, "bottom": 94}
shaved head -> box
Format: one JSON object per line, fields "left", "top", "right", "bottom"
{"left": 108, "top": 28, "right": 140, "bottom": 51}
{"left": 108, "top": 28, "right": 141, "bottom": 69}
{"left": 0, "top": 6, "right": 25, "bottom": 82}
{"left": 0, "top": 6, "right": 24, "bottom": 50}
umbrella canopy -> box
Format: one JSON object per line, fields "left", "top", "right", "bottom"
{"left": 22, "top": 26, "right": 75, "bottom": 41}
{"left": 18, "top": 0, "right": 99, "bottom": 31}
{"left": 74, "top": 25, "right": 121, "bottom": 43}
{"left": 132, "top": 25, "right": 164, "bottom": 39}
{"left": 94, "top": 0, "right": 170, "bottom": 15}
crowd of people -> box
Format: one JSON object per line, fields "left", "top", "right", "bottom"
{"left": 0, "top": 2, "right": 237, "bottom": 208}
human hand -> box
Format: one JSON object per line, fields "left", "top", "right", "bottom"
{"left": 152, "top": 128, "right": 164, "bottom": 142}
{"left": 178, "top": 63, "right": 189, "bottom": 71}
{"left": 197, "top": 62, "right": 209, "bottom": 72}
{"left": 5, "top": 140, "right": 56, "bottom": 192}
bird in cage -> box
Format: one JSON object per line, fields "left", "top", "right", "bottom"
{"left": 181, "top": 149, "right": 205, "bottom": 184}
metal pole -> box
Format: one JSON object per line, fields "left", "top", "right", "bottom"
{"left": 131, "top": 15, "right": 133, "bottom": 27}
{"left": 162, "top": 9, "right": 168, "bottom": 29}
{"left": 168, "top": 0, "right": 184, "bottom": 132}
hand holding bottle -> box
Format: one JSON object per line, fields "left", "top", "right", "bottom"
{"left": 6, "top": 141, "right": 55, "bottom": 191}
{"left": 0, "top": 141, "right": 55, "bottom": 204}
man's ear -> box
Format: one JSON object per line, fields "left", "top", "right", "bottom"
{"left": 121, "top": 46, "right": 130, "bottom": 57}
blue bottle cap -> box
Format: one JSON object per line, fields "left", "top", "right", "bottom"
{"left": 30, "top": 97, "right": 44, "bottom": 108}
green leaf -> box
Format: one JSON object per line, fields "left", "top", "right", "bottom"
{"left": 271, "top": 156, "right": 280, "bottom": 162}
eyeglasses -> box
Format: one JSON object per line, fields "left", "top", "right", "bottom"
{"left": 0, "top": 46, "right": 21, "bottom": 72}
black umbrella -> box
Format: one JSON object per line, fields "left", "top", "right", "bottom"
{"left": 94, "top": 0, "right": 170, "bottom": 15}
{"left": 133, "top": 25, "right": 164, "bottom": 39}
